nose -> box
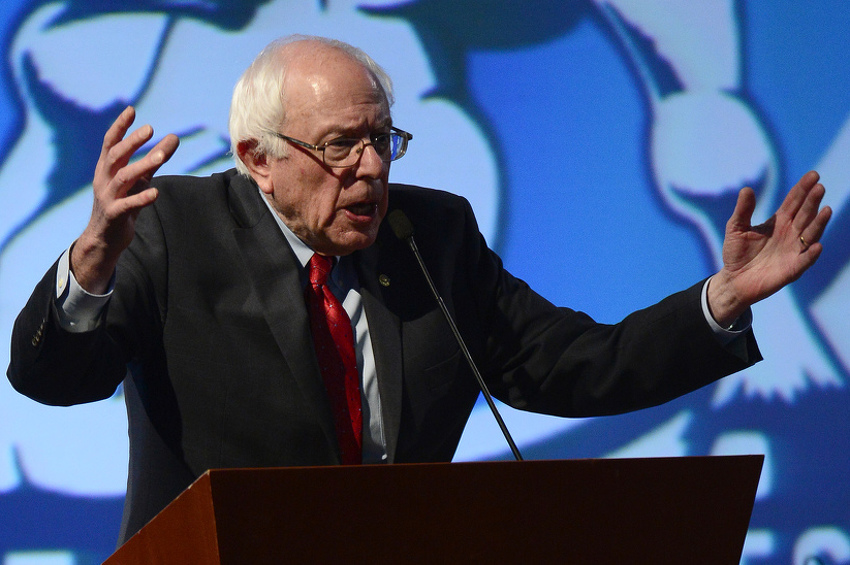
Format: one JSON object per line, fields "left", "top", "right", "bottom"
{"left": 354, "top": 141, "right": 386, "bottom": 178}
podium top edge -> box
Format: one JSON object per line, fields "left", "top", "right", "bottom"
{"left": 199, "top": 454, "right": 764, "bottom": 477}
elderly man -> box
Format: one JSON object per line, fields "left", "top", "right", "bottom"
{"left": 7, "top": 35, "right": 831, "bottom": 545}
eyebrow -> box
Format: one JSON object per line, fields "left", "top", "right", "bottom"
{"left": 322, "top": 118, "right": 394, "bottom": 140}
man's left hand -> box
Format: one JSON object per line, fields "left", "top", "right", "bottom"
{"left": 707, "top": 170, "right": 832, "bottom": 327}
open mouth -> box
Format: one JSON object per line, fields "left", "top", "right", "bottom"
{"left": 345, "top": 202, "right": 378, "bottom": 218}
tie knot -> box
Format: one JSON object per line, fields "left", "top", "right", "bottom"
{"left": 308, "top": 253, "right": 333, "bottom": 286}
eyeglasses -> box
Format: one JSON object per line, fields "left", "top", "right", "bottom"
{"left": 267, "top": 127, "right": 413, "bottom": 168}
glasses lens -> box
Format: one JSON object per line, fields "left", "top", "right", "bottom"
{"left": 372, "top": 133, "right": 392, "bottom": 158}
{"left": 323, "top": 130, "right": 410, "bottom": 167}
{"left": 324, "top": 138, "right": 359, "bottom": 166}
{"left": 388, "top": 132, "right": 407, "bottom": 161}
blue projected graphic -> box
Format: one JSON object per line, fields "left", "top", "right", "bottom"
{"left": 0, "top": 1, "right": 848, "bottom": 563}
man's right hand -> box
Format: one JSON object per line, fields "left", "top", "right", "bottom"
{"left": 70, "top": 106, "right": 179, "bottom": 294}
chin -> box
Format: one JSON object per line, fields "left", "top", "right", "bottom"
{"left": 326, "top": 231, "right": 379, "bottom": 256}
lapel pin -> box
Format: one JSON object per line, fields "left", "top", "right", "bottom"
{"left": 378, "top": 274, "right": 391, "bottom": 287}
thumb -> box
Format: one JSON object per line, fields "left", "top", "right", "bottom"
{"left": 727, "top": 186, "right": 757, "bottom": 233}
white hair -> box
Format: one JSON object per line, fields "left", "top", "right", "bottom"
{"left": 228, "top": 35, "right": 395, "bottom": 176}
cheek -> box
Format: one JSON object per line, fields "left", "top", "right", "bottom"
{"left": 317, "top": 189, "right": 350, "bottom": 227}
{"left": 291, "top": 172, "right": 339, "bottom": 221}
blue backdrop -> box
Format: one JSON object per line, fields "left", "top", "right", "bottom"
{"left": 0, "top": 2, "right": 848, "bottom": 563}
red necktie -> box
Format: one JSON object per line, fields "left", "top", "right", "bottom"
{"left": 305, "top": 254, "right": 362, "bottom": 465}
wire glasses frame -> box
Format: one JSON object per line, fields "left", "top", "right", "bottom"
{"left": 267, "top": 127, "right": 413, "bottom": 168}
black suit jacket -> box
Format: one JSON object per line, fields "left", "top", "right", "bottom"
{"left": 8, "top": 169, "right": 760, "bottom": 544}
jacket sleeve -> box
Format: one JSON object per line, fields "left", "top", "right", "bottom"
{"left": 7, "top": 200, "right": 168, "bottom": 407}
{"left": 7, "top": 260, "right": 127, "bottom": 405}
{"left": 456, "top": 198, "right": 762, "bottom": 418}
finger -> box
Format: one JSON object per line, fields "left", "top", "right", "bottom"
{"left": 726, "top": 186, "right": 757, "bottom": 232}
{"left": 137, "top": 133, "right": 180, "bottom": 180}
{"left": 97, "top": 107, "right": 158, "bottom": 180}
{"left": 791, "top": 181, "right": 826, "bottom": 234}
{"left": 776, "top": 170, "right": 820, "bottom": 218}
{"left": 100, "top": 106, "right": 136, "bottom": 158}
{"left": 110, "top": 186, "right": 160, "bottom": 218}
{"left": 799, "top": 205, "right": 833, "bottom": 250}
{"left": 95, "top": 107, "right": 136, "bottom": 185}
{"left": 110, "top": 133, "right": 180, "bottom": 199}
{"left": 793, "top": 242, "right": 824, "bottom": 281}
{"left": 100, "top": 123, "right": 156, "bottom": 182}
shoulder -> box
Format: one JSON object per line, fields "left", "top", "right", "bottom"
{"left": 389, "top": 183, "right": 472, "bottom": 211}
{"left": 387, "top": 183, "right": 481, "bottom": 240}
{"left": 150, "top": 168, "right": 238, "bottom": 191}
{"left": 149, "top": 168, "right": 249, "bottom": 204}
{"left": 147, "top": 169, "right": 262, "bottom": 226}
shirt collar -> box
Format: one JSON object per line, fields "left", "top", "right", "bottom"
{"left": 257, "top": 188, "right": 352, "bottom": 288}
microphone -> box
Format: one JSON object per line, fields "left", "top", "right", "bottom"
{"left": 388, "top": 209, "right": 523, "bottom": 461}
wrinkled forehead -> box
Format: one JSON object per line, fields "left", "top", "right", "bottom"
{"left": 282, "top": 46, "right": 390, "bottom": 126}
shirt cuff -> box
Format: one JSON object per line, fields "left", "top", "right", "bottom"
{"left": 54, "top": 246, "right": 113, "bottom": 333}
{"left": 700, "top": 277, "right": 752, "bottom": 345}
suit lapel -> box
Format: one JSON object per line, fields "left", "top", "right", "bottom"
{"left": 227, "top": 175, "right": 340, "bottom": 461}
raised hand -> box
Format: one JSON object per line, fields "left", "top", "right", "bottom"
{"left": 71, "top": 106, "right": 179, "bottom": 294}
{"left": 707, "top": 170, "right": 832, "bottom": 327}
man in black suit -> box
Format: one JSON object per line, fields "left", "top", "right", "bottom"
{"left": 7, "top": 36, "right": 832, "bottom": 544}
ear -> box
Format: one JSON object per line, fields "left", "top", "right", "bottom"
{"left": 237, "top": 139, "right": 273, "bottom": 194}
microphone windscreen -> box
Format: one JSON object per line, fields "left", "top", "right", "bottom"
{"left": 388, "top": 209, "right": 415, "bottom": 240}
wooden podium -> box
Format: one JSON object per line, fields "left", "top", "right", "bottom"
{"left": 104, "top": 456, "right": 762, "bottom": 564}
